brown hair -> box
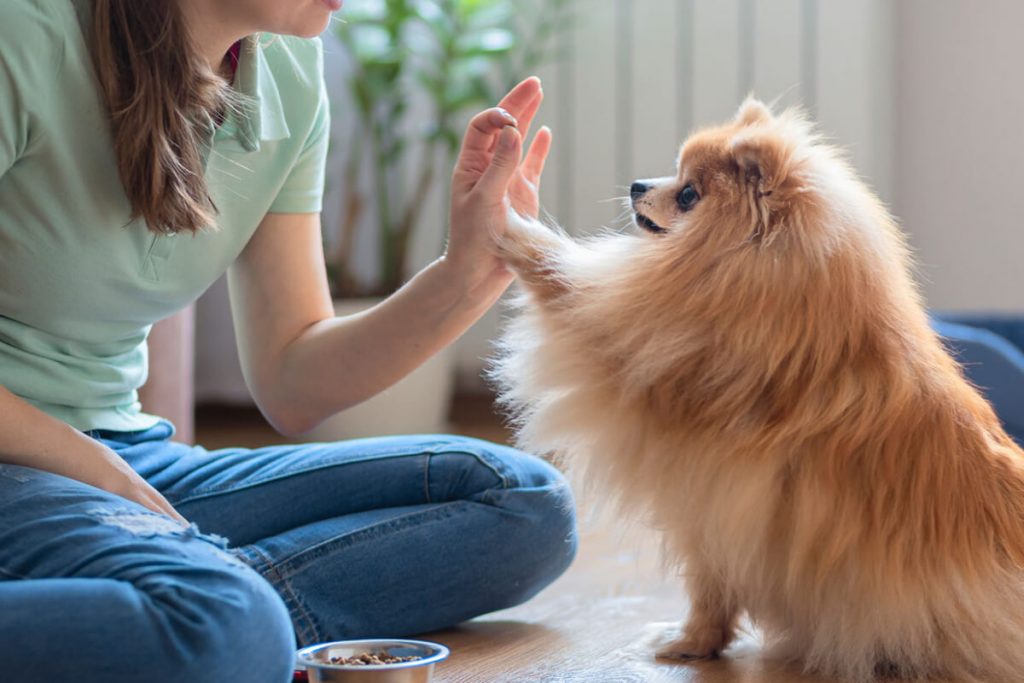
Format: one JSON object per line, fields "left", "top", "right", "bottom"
{"left": 91, "top": 0, "right": 234, "bottom": 234}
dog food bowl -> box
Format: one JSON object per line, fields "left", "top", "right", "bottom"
{"left": 296, "top": 639, "right": 449, "bottom": 683}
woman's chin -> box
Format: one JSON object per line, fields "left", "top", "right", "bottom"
{"left": 290, "top": 14, "right": 335, "bottom": 39}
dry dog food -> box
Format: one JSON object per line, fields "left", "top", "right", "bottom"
{"left": 328, "top": 652, "right": 423, "bottom": 666}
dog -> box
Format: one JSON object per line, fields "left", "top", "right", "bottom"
{"left": 488, "top": 98, "right": 1024, "bottom": 682}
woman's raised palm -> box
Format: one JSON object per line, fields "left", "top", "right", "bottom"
{"left": 445, "top": 77, "right": 552, "bottom": 299}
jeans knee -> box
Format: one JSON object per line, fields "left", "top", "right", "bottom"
{"left": 517, "top": 448, "right": 570, "bottom": 494}
{"left": 483, "top": 446, "right": 577, "bottom": 569}
{"left": 484, "top": 456, "right": 578, "bottom": 605}
{"left": 529, "top": 468, "right": 579, "bottom": 577}
{"left": 428, "top": 436, "right": 574, "bottom": 503}
{"left": 147, "top": 565, "right": 295, "bottom": 683}
{"left": 445, "top": 435, "right": 570, "bottom": 488}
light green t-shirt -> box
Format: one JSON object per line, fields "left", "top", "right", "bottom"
{"left": 0, "top": 0, "right": 330, "bottom": 432}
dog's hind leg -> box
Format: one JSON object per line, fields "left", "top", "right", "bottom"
{"left": 656, "top": 567, "right": 738, "bottom": 660}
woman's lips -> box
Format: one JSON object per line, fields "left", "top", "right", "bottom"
{"left": 321, "top": 0, "right": 343, "bottom": 10}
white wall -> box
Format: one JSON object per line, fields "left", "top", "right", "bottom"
{"left": 893, "top": 0, "right": 1024, "bottom": 313}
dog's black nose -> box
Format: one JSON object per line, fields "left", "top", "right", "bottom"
{"left": 630, "top": 182, "right": 650, "bottom": 201}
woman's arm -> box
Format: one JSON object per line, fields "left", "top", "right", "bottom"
{"left": 228, "top": 215, "right": 505, "bottom": 436}
{"left": 0, "top": 385, "right": 186, "bottom": 522}
{"left": 230, "top": 78, "right": 551, "bottom": 435}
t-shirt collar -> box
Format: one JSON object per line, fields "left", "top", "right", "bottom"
{"left": 229, "top": 35, "right": 291, "bottom": 151}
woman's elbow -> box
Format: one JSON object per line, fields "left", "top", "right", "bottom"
{"left": 252, "top": 392, "right": 320, "bottom": 438}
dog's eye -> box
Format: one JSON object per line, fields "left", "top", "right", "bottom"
{"left": 677, "top": 184, "right": 700, "bottom": 211}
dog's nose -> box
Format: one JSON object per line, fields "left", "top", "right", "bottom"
{"left": 630, "top": 181, "right": 650, "bottom": 201}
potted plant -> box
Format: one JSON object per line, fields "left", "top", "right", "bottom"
{"left": 304, "top": 0, "right": 571, "bottom": 440}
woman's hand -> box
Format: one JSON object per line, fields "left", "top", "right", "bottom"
{"left": 0, "top": 384, "right": 187, "bottom": 524}
{"left": 442, "top": 77, "right": 553, "bottom": 307}
{"left": 74, "top": 441, "right": 188, "bottom": 524}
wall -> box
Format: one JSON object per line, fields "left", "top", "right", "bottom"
{"left": 893, "top": 0, "right": 1024, "bottom": 313}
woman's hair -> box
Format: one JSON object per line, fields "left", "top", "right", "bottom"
{"left": 91, "top": 1, "right": 234, "bottom": 234}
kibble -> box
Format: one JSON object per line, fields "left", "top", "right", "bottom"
{"left": 328, "top": 651, "right": 423, "bottom": 666}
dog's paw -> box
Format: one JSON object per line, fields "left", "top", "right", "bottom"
{"left": 497, "top": 210, "right": 555, "bottom": 252}
{"left": 495, "top": 210, "right": 570, "bottom": 292}
{"left": 654, "top": 631, "right": 725, "bottom": 661}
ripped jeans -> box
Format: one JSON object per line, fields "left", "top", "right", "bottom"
{"left": 0, "top": 420, "right": 577, "bottom": 683}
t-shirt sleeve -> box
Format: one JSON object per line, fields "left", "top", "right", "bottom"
{"left": 0, "top": 0, "right": 61, "bottom": 177}
{"left": 268, "top": 42, "right": 330, "bottom": 215}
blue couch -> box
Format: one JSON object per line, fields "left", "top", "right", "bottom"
{"left": 932, "top": 315, "right": 1024, "bottom": 446}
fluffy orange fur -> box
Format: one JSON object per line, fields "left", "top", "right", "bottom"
{"left": 488, "top": 99, "right": 1024, "bottom": 682}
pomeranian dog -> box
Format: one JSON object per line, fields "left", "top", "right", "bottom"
{"left": 488, "top": 98, "right": 1024, "bottom": 682}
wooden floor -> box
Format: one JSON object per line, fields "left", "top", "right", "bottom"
{"left": 194, "top": 398, "right": 863, "bottom": 683}
{"left": 421, "top": 519, "right": 832, "bottom": 683}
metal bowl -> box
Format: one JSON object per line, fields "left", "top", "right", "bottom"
{"left": 296, "top": 639, "right": 450, "bottom": 683}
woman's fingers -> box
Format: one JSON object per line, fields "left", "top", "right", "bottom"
{"left": 475, "top": 126, "right": 523, "bottom": 199}
{"left": 452, "top": 77, "right": 543, "bottom": 193}
{"left": 495, "top": 77, "right": 542, "bottom": 127}
{"left": 522, "top": 126, "right": 552, "bottom": 185}
{"left": 460, "top": 109, "right": 518, "bottom": 164}
{"left": 142, "top": 488, "right": 188, "bottom": 524}
{"left": 454, "top": 109, "right": 517, "bottom": 189}
{"left": 160, "top": 500, "right": 189, "bottom": 525}
{"left": 128, "top": 476, "right": 188, "bottom": 524}
{"left": 490, "top": 90, "right": 543, "bottom": 155}
{"left": 506, "top": 127, "right": 552, "bottom": 217}
{"left": 513, "top": 89, "right": 543, "bottom": 147}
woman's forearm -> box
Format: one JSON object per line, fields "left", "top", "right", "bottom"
{"left": 0, "top": 384, "right": 187, "bottom": 520}
{"left": 0, "top": 384, "right": 104, "bottom": 475}
{"left": 268, "top": 256, "right": 508, "bottom": 435}
{"left": 0, "top": 384, "right": 138, "bottom": 494}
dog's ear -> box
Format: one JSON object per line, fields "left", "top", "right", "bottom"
{"left": 729, "top": 132, "right": 796, "bottom": 243}
{"left": 730, "top": 132, "right": 794, "bottom": 191}
{"left": 735, "top": 97, "right": 772, "bottom": 127}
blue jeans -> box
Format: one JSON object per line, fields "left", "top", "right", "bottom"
{"left": 0, "top": 421, "right": 577, "bottom": 683}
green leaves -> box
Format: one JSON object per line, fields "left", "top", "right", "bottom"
{"left": 457, "top": 27, "right": 514, "bottom": 55}
{"left": 328, "top": 0, "right": 570, "bottom": 294}
{"left": 338, "top": 0, "right": 388, "bottom": 23}
{"left": 335, "top": 0, "right": 529, "bottom": 129}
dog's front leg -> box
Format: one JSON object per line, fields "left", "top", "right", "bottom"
{"left": 495, "top": 209, "right": 573, "bottom": 302}
{"left": 657, "top": 567, "right": 738, "bottom": 660}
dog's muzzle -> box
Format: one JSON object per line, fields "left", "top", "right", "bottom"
{"left": 630, "top": 181, "right": 665, "bottom": 233}
{"left": 634, "top": 213, "right": 666, "bottom": 233}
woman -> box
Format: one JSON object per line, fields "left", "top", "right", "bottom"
{"left": 0, "top": 1, "right": 576, "bottom": 681}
